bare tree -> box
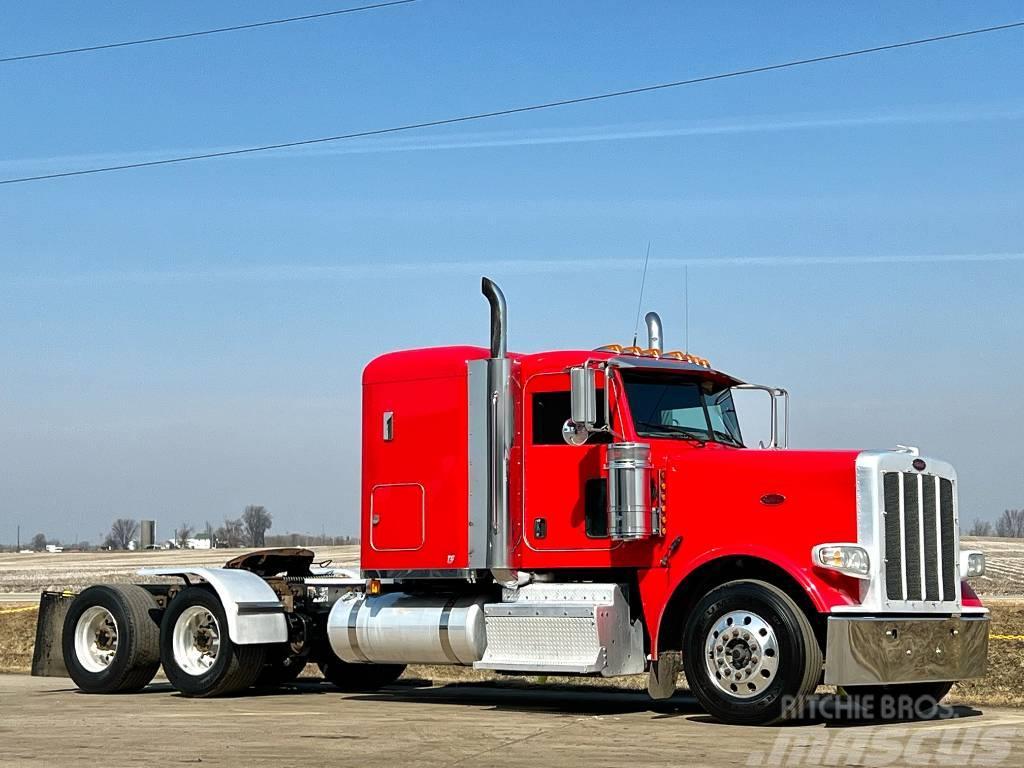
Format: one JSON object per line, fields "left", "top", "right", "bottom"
{"left": 107, "top": 519, "right": 139, "bottom": 550}
{"left": 175, "top": 522, "right": 194, "bottom": 549}
{"left": 30, "top": 532, "right": 47, "bottom": 551}
{"left": 242, "top": 505, "right": 272, "bottom": 548}
{"left": 215, "top": 517, "right": 245, "bottom": 548}
{"left": 996, "top": 509, "right": 1024, "bottom": 538}
{"left": 968, "top": 519, "right": 993, "bottom": 537}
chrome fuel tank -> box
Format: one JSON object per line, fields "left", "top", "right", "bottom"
{"left": 327, "top": 592, "right": 487, "bottom": 665}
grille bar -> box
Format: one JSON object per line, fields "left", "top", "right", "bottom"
{"left": 902, "top": 473, "right": 922, "bottom": 599}
{"left": 882, "top": 470, "right": 957, "bottom": 603}
{"left": 940, "top": 478, "right": 956, "bottom": 601}
{"left": 883, "top": 473, "right": 903, "bottom": 601}
{"left": 922, "top": 477, "right": 939, "bottom": 601}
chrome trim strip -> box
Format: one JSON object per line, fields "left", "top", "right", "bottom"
{"left": 438, "top": 597, "right": 460, "bottom": 664}
{"left": 898, "top": 472, "right": 909, "bottom": 600}
{"left": 916, "top": 473, "right": 927, "bottom": 601}
{"left": 347, "top": 597, "right": 370, "bottom": 662}
{"left": 934, "top": 475, "right": 945, "bottom": 601}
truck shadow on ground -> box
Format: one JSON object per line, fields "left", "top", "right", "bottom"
{"left": 344, "top": 679, "right": 985, "bottom": 727}
{"left": 52, "top": 678, "right": 983, "bottom": 727}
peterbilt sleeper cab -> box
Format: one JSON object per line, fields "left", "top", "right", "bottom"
{"left": 49, "top": 277, "right": 988, "bottom": 725}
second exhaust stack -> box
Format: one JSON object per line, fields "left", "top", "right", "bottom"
{"left": 645, "top": 312, "right": 663, "bottom": 352}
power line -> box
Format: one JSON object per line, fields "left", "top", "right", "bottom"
{"left": 3, "top": 20, "right": 1022, "bottom": 186}
{"left": 0, "top": 0, "right": 417, "bottom": 64}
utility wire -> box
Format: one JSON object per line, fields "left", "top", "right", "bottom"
{"left": 3, "top": 20, "right": 1022, "bottom": 186}
{"left": 0, "top": 0, "right": 416, "bottom": 64}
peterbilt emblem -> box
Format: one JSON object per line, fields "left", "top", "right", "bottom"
{"left": 760, "top": 493, "right": 785, "bottom": 506}
{"left": 912, "top": 458, "right": 927, "bottom": 472}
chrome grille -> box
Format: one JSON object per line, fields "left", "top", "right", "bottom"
{"left": 882, "top": 471, "right": 957, "bottom": 603}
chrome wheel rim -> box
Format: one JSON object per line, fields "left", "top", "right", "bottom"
{"left": 704, "top": 610, "right": 779, "bottom": 698}
{"left": 74, "top": 606, "right": 119, "bottom": 673}
{"left": 172, "top": 605, "right": 222, "bottom": 676}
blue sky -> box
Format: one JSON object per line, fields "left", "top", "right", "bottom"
{"left": 1, "top": 2, "right": 1022, "bottom": 542}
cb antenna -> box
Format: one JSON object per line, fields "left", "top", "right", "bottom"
{"left": 684, "top": 264, "right": 689, "bottom": 352}
{"left": 631, "top": 241, "right": 651, "bottom": 347}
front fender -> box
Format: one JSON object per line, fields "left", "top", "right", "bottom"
{"left": 139, "top": 567, "right": 287, "bottom": 645}
{"left": 639, "top": 544, "right": 860, "bottom": 655}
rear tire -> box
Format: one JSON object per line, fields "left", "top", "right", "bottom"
{"left": 160, "top": 587, "right": 267, "bottom": 697}
{"left": 62, "top": 584, "right": 161, "bottom": 694}
{"left": 318, "top": 651, "right": 405, "bottom": 691}
{"left": 682, "top": 579, "right": 822, "bottom": 725}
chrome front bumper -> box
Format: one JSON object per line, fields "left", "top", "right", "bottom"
{"left": 824, "top": 615, "right": 989, "bottom": 686}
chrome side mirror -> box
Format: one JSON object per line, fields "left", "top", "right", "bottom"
{"left": 563, "top": 366, "right": 597, "bottom": 446}
{"left": 570, "top": 366, "right": 597, "bottom": 425}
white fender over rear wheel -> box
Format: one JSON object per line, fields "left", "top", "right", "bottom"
{"left": 62, "top": 584, "right": 161, "bottom": 694}
{"left": 160, "top": 587, "right": 267, "bottom": 697}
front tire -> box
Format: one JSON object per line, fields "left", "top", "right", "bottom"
{"left": 62, "top": 584, "right": 161, "bottom": 694}
{"left": 160, "top": 587, "right": 267, "bottom": 697}
{"left": 682, "top": 579, "right": 822, "bottom": 725}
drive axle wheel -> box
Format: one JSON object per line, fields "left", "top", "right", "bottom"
{"left": 683, "top": 579, "right": 822, "bottom": 725}
{"left": 160, "top": 587, "right": 267, "bottom": 697}
{"left": 62, "top": 584, "right": 161, "bottom": 694}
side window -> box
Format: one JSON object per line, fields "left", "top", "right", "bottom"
{"left": 531, "top": 390, "right": 609, "bottom": 445}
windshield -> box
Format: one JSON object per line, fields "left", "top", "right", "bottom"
{"left": 620, "top": 370, "right": 743, "bottom": 446}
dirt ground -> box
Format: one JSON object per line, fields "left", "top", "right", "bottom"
{"left": 3, "top": 674, "right": 1024, "bottom": 768}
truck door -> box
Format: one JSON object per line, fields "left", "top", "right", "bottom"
{"left": 519, "top": 371, "right": 615, "bottom": 563}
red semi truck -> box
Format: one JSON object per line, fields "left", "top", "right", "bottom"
{"left": 45, "top": 278, "right": 989, "bottom": 724}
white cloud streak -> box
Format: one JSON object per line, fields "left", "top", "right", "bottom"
{"left": 15, "top": 251, "right": 1024, "bottom": 286}
{"left": 2, "top": 103, "right": 1022, "bottom": 174}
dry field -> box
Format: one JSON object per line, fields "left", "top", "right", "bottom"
{"left": 2, "top": 536, "right": 1018, "bottom": 596}
{"left": 2, "top": 539, "right": 1023, "bottom": 706}
{"left": 963, "top": 536, "right": 1024, "bottom": 596}
{"left": 0, "top": 545, "right": 360, "bottom": 594}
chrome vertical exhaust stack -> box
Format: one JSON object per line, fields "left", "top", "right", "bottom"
{"left": 481, "top": 277, "right": 507, "bottom": 359}
{"left": 645, "top": 311, "right": 663, "bottom": 352}
{"left": 479, "top": 277, "right": 523, "bottom": 585}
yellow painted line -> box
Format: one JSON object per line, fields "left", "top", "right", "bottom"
{"left": 989, "top": 634, "right": 1024, "bottom": 641}
{"left": 0, "top": 606, "right": 37, "bottom": 615}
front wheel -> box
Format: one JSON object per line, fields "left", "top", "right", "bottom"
{"left": 160, "top": 587, "right": 267, "bottom": 697}
{"left": 682, "top": 579, "right": 822, "bottom": 725}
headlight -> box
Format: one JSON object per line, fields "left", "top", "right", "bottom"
{"left": 812, "top": 544, "right": 871, "bottom": 579}
{"left": 960, "top": 550, "right": 985, "bottom": 578}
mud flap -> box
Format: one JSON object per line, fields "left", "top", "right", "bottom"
{"left": 647, "top": 650, "right": 681, "bottom": 700}
{"left": 31, "top": 591, "right": 75, "bottom": 678}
